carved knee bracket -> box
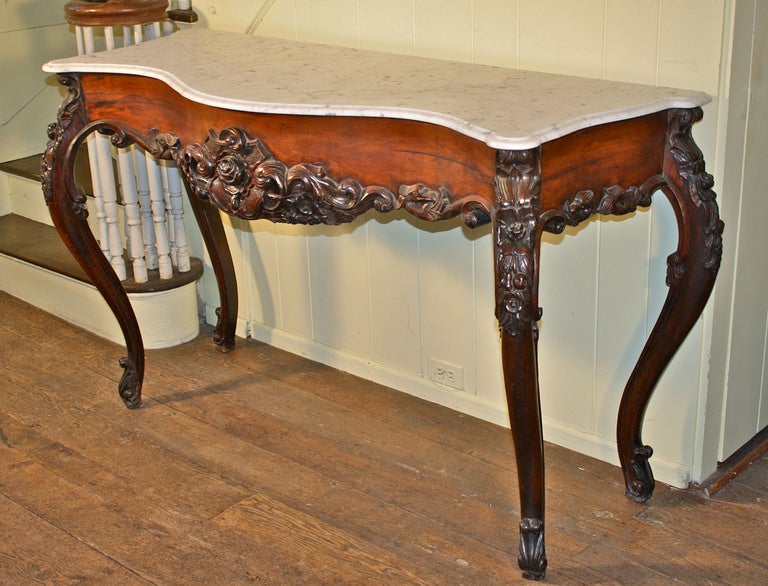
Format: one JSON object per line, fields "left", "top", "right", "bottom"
{"left": 493, "top": 149, "right": 542, "bottom": 339}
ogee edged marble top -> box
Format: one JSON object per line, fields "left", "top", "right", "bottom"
{"left": 44, "top": 27, "right": 710, "bottom": 150}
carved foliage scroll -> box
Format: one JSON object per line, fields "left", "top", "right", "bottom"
{"left": 494, "top": 149, "right": 541, "bottom": 338}
{"left": 665, "top": 107, "right": 724, "bottom": 286}
{"left": 163, "top": 126, "right": 492, "bottom": 227}
{"left": 41, "top": 73, "right": 89, "bottom": 219}
{"left": 541, "top": 177, "right": 663, "bottom": 235}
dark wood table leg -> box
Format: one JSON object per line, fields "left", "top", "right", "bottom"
{"left": 183, "top": 195, "right": 238, "bottom": 353}
{"left": 617, "top": 107, "right": 723, "bottom": 501}
{"left": 41, "top": 73, "right": 144, "bottom": 408}
{"left": 494, "top": 149, "right": 547, "bottom": 580}
{"left": 148, "top": 128, "right": 240, "bottom": 353}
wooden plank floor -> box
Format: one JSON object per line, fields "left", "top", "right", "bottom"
{"left": 0, "top": 290, "right": 766, "bottom": 584}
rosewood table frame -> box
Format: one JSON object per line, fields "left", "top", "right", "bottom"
{"left": 41, "top": 58, "right": 722, "bottom": 580}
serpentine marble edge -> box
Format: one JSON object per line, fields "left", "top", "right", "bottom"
{"left": 43, "top": 27, "right": 710, "bottom": 150}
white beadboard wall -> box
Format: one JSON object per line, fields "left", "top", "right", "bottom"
{"left": 182, "top": 0, "right": 751, "bottom": 489}
{"left": 2, "top": 0, "right": 766, "bottom": 490}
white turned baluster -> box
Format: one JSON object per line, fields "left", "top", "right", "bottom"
{"left": 68, "top": 5, "right": 194, "bottom": 286}
{"left": 104, "top": 25, "right": 116, "bottom": 50}
{"left": 117, "top": 147, "right": 148, "bottom": 283}
{"left": 163, "top": 162, "right": 191, "bottom": 272}
{"left": 85, "top": 135, "right": 110, "bottom": 260}
{"left": 77, "top": 25, "right": 127, "bottom": 278}
{"left": 82, "top": 25, "right": 95, "bottom": 53}
{"left": 160, "top": 166, "right": 177, "bottom": 270}
{"left": 147, "top": 158, "right": 174, "bottom": 279}
{"left": 74, "top": 25, "right": 85, "bottom": 55}
{"left": 95, "top": 133, "right": 126, "bottom": 280}
{"left": 132, "top": 148, "right": 159, "bottom": 270}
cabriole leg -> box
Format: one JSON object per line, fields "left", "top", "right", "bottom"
{"left": 184, "top": 197, "right": 238, "bottom": 352}
{"left": 41, "top": 73, "right": 144, "bottom": 408}
{"left": 494, "top": 149, "right": 547, "bottom": 580}
{"left": 617, "top": 107, "right": 723, "bottom": 501}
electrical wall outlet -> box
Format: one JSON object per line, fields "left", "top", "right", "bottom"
{"left": 428, "top": 358, "right": 465, "bottom": 391}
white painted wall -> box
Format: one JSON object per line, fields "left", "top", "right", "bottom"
{"left": 0, "top": 1, "right": 72, "bottom": 163}
{"left": 3, "top": 0, "right": 766, "bottom": 489}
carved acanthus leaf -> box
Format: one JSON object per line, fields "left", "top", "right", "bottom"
{"left": 518, "top": 517, "right": 547, "bottom": 579}
{"left": 494, "top": 149, "right": 541, "bottom": 338}
{"left": 41, "top": 73, "right": 89, "bottom": 219}
{"left": 666, "top": 107, "right": 724, "bottom": 283}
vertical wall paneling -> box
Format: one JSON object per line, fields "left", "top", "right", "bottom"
{"left": 657, "top": 0, "right": 726, "bottom": 94}
{"left": 273, "top": 223, "right": 314, "bottom": 340}
{"left": 358, "top": 0, "right": 414, "bottom": 54}
{"left": 471, "top": 0, "right": 518, "bottom": 68}
{"left": 295, "top": 0, "right": 358, "bottom": 46}
{"left": 720, "top": 0, "right": 768, "bottom": 457}
{"left": 308, "top": 219, "right": 373, "bottom": 357}
{"left": 367, "top": 212, "right": 422, "bottom": 376}
{"left": 603, "top": 0, "right": 660, "bottom": 84}
{"left": 241, "top": 221, "right": 280, "bottom": 330}
{"left": 517, "top": 0, "right": 605, "bottom": 77}
{"left": 537, "top": 223, "right": 599, "bottom": 437}
{"left": 699, "top": 0, "right": 748, "bottom": 477}
{"left": 417, "top": 220, "right": 477, "bottom": 395}
{"left": 191, "top": 0, "right": 263, "bottom": 32}
{"left": 593, "top": 213, "right": 652, "bottom": 444}
{"left": 473, "top": 231, "right": 507, "bottom": 419}
{"left": 256, "top": 0, "right": 298, "bottom": 40}
{"left": 413, "top": 0, "right": 472, "bottom": 61}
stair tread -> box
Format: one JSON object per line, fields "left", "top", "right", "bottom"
{"left": 0, "top": 151, "right": 94, "bottom": 192}
{"left": 0, "top": 214, "right": 203, "bottom": 293}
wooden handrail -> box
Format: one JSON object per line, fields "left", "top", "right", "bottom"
{"left": 64, "top": 0, "right": 170, "bottom": 26}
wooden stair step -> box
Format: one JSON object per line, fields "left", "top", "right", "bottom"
{"left": 0, "top": 214, "right": 203, "bottom": 294}
{"left": 1, "top": 150, "right": 102, "bottom": 198}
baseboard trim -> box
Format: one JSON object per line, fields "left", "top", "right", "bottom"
{"left": 205, "top": 315, "right": 692, "bottom": 489}
{"left": 689, "top": 424, "right": 768, "bottom": 497}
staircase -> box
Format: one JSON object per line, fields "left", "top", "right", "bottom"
{"left": 0, "top": 0, "right": 203, "bottom": 349}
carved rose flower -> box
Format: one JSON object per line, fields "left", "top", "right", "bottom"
{"left": 216, "top": 155, "right": 249, "bottom": 195}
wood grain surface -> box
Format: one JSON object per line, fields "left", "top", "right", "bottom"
{"left": 0, "top": 291, "right": 765, "bottom": 584}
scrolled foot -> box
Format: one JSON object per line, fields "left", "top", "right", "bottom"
{"left": 626, "top": 445, "right": 655, "bottom": 502}
{"left": 518, "top": 517, "right": 547, "bottom": 580}
{"left": 118, "top": 356, "right": 143, "bottom": 409}
{"left": 212, "top": 306, "right": 235, "bottom": 353}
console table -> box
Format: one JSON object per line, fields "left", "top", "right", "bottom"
{"left": 41, "top": 28, "right": 722, "bottom": 580}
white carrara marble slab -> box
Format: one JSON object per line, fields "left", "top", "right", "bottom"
{"left": 44, "top": 28, "right": 710, "bottom": 150}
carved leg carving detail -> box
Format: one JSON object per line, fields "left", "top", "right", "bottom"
{"left": 617, "top": 107, "right": 723, "bottom": 501}
{"left": 519, "top": 518, "right": 547, "bottom": 580}
{"left": 42, "top": 73, "right": 145, "bottom": 408}
{"left": 494, "top": 149, "right": 547, "bottom": 580}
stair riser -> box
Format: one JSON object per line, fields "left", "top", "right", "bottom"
{"left": 2, "top": 172, "right": 53, "bottom": 226}
{"left": 0, "top": 253, "right": 200, "bottom": 349}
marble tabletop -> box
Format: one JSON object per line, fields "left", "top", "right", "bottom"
{"left": 44, "top": 27, "right": 710, "bottom": 150}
